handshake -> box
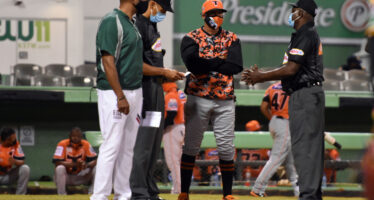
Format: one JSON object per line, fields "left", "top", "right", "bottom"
{"left": 241, "top": 64, "right": 263, "bottom": 85}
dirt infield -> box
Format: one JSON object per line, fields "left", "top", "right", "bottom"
{"left": 0, "top": 194, "right": 366, "bottom": 200}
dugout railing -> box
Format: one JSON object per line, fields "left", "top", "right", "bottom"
{"left": 85, "top": 131, "right": 371, "bottom": 183}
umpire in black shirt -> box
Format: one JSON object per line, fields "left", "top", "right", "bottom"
{"left": 242, "top": 0, "right": 324, "bottom": 199}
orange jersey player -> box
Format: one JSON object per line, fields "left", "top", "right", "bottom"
{"left": 251, "top": 82, "right": 299, "bottom": 197}
{"left": 162, "top": 82, "right": 186, "bottom": 194}
{"left": 53, "top": 127, "right": 97, "bottom": 195}
{"left": 0, "top": 128, "right": 30, "bottom": 195}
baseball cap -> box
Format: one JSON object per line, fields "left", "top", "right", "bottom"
{"left": 245, "top": 120, "right": 261, "bottom": 131}
{"left": 154, "top": 0, "right": 173, "bottom": 13}
{"left": 289, "top": 0, "right": 318, "bottom": 17}
{"left": 202, "top": 0, "right": 227, "bottom": 15}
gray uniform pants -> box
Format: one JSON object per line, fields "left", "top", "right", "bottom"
{"left": 0, "top": 164, "right": 30, "bottom": 194}
{"left": 252, "top": 116, "right": 299, "bottom": 196}
{"left": 289, "top": 86, "right": 325, "bottom": 200}
{"left": 55, "top": 165, "right": 96, "bottom": 195}
{"left": 130, "top": 83, "right": 165, "bottom": 199}
{"left": 183, "top": 95, "right": 235, "bottom": 161}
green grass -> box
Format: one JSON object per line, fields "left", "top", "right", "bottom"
{"left": 0, "top": 194, "right": 366, "bottom": 200}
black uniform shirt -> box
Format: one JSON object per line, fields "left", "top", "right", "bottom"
{"left": 281, "top": 21, "right": 324, "bottom": 93}
{"left": 135, "top": 14, "right": 165, "bottom": 114}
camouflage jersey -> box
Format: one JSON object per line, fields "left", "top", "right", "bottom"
{"left": 180, "top": 27, "right": 243, "bottom": 100}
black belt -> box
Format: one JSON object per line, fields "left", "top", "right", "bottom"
{"left": 276, "top": 116, "right": 284, "bottom": 119}
{"left": 286, "top": 81, "right": 322, "bottom": 94}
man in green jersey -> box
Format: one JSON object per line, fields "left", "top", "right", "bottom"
{"left": 90, "top": 0, "right": 146, "bottom": 200}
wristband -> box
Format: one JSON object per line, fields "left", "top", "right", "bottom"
{"left": 117, "top": 96, "right": 126, "bottom": 101}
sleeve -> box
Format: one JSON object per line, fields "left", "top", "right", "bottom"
{"left": 262, "top": 87, "right": 271, "bottom": 103}
{"left": 216, "top": 38, "right": 244, "bottom": 75}
{"left": 164, "top": 94, "right": 178, "bottom": 128}
{"left": 180, "top": 36, "right": 223, "bottom": 75}
{"left": 164, "top": 111, "right": 177, "bottom": 128}
{"left": 287, "top": 37, "right": 313, "bottom": 64}
{"left": 52, "top": 142, "right": 66, "bottom": 163}
{"left": 96, "top": 17, "right": 119, "bottom": 57}
{"left": 13, "top": 143, "right": 25, "bottom": 160}
{"left": 84, "top": 142, "right": 98, "bottom": 162}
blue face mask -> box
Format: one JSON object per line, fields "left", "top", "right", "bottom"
{"left": 150, "top": 7, "right": 166, "bottom": 23}
{"left": 288, "top": 13, "right": 295, "bottom": 27}
{"left": 288, "top": 11, "right": 300, "bottom": 28}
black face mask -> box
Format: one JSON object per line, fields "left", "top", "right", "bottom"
{"left": 135, "top": 0, "right": 149, "bottom": 14}
{"left": 205, "top": 16, "right": 217, "bottom": 29}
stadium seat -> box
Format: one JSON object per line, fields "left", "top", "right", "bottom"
{"left": 253, "top": 81, "right": 276, "bottom": 90}
{"left": 324, "top": 69, "right": 346, "bottom": 81}
{"left": 66, "top": 76, "right": 94, "bottom": 87}
{"left": 239, "top": 81, "right": 249, "bottom": 89}
{"left": 75, "top": 64, "right": 97, "bottom": 77}
{"left": 45, "top": 64, "right": 74, "bottom": 77}
{"left": 346, "top": 70, "right": 369, "bottom": 81}
{"left": 13, "top": 64, "right": 43, "bottom": 86}
{"left": 234, "top": 72, "right": 242, "bottom": 88}
{"left": 323, "top": 80, "right": 342, "bottom": 91}
{"left": 34, "top": 75, "right": 65, "bottom": 87}
{"left": 342, "top": 80, "right": 371, "bottom": 91}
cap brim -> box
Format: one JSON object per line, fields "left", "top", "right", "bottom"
{"left": 205, "top": 8, "right": 227, "bottom": 14}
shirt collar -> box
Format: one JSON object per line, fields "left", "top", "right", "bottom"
{"left": 295, "top": 21, "right": 315, "bottom": 35}
{"left": 115, "top": 8, "right": 131, "bottom": 22}
{"left": 201, "top": 26, "right": 222, "bottom": 37}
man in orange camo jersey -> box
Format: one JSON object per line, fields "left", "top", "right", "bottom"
{"left": 178, "top": 0, "right": 243, "bottom": 199}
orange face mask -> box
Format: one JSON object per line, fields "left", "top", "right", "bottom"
{"left": 213, "top": 16, "right": 223, "bottom": 29}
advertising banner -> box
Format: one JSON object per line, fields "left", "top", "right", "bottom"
{"left": 174, "top": 0, "right": 369, "bottom": 44}
{"left": 0, "top": 19, "right": 67, "bottom": 73}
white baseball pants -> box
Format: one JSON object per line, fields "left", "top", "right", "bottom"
{"left": 91, "top": 88, "right": 142, "bottom": 200}
{"left": 162, "top": 124, "right": 185, "bottom": 194}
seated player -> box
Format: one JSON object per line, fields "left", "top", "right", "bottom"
{"left": 52, "top": 127, "right": 97, "bottom": 195}
{"left": 0, "top": 127, "right": 30, "bottom": 194}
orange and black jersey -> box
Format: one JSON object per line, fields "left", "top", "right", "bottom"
{"left": 52, "top": 139, "right": 97, "bottom": 174}
{"left": 180, "top": 27, "right": 243, "bottom": 100}
{"left": 0, "top": 142, "right": 25, "bottom": 175}
{"left": 263, "top": 82, "right": 289, "bottom": 119}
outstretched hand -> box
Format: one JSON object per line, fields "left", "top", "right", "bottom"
{"left": 164, "top": 69, "right": 185, "bottom": 81}
{"left": 241, "top": 64, "right": 263, "bottom": 85}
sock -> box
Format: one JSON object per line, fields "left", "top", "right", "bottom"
{"left": 181, "top": 154, "right": 196, "bottom": 193}
{"left": 219, "top": 159, "right": 234, "bottom": 197}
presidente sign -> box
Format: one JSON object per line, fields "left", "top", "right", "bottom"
{"left": 0, "top": 19, "right": 66, "bottom": 70}
{"left": 174, "top": 0, "right": 369, "bottom": 40}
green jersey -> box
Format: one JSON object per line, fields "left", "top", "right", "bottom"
{"left": 96, "top": 9, "right": 143, "bottom": 90}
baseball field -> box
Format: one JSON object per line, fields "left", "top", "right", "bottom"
{"left": 0, "top": 194, "right": 366, "bottom": 200}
